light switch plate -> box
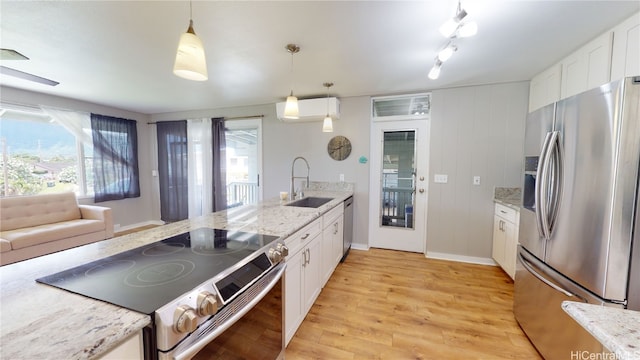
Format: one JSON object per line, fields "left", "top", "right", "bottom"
{"left": 473, "top": 176, "right": 481, "bottom": 185}
{"left": 434, "top": 174, "right": 448, "bottom": 183}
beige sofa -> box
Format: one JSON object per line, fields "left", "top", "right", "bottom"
{"left": 0, "top": 192, "right": 113, "bottom": 266}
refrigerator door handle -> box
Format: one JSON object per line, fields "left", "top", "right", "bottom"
{"left": 536, "top": 132, "right": 553, "bottom": 240}
{"left": 518, "top": 250, "right": 585, "bottom": 301}
{"left": 547, "top": 131, "right": 563, "bottom": 235}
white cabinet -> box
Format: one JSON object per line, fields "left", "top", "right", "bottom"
{"left": 611, "top": 13, "right": 640, "bottom": 80}
{"left": 492, "top": 203, "right": 519, "bottom": 280}
{"left": 529, "top": 64, "right": 562, "bottom": 111}
{"left": 284, "top": 219, "right": 322, "bottom": 346}
{"left": 97, "top": 331, "right": 143, "bottom": 360}
{"left": 561, "top": 32, "right": 613, "bottom": 99}
{"left": 321, "top": 204, "right": 344, "bottom": 287}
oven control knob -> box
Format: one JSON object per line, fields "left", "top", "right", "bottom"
{"left": 174, "top": 305, "right": 198, "bottom": 333}
{"left": 276, "top": 243, "right": 289, "bottom": 257}
{"left": 197, "top": 292, "right": 218, "bottom": 316}
{"left": 268, "top": 248, "right": 283, "bottom": 263}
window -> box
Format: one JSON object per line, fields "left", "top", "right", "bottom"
{"left": 0, "top": 107, "right": 92, "bottom": 197}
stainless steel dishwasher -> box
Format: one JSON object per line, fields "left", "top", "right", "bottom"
{"left": 341, "top": 196, "right": 353, "bottom": 262}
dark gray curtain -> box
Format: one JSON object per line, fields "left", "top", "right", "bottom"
{"left": 212, "top": 117, "right": 227, "bottom": 211}
{"left": 91, "top": 114, "right": 140, "bottom": 203}
{"left": 157, "top": 121, "right": 188, "bottom": 222}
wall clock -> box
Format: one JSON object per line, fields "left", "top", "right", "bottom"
{"left": 327, "top": 136, "right": 352, "bottom": 161}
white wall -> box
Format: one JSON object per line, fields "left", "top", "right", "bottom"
{"left": 0, "top": 86, "right": 155, "bottom": 229}
{"left": 3, "top": 81, "right": 529, "bottom": 260}
{"left": 151, "top": 96, "right": 372, "bottom": 248}
{"left": 426, "top": 81, "right": 528, "bottom": 261}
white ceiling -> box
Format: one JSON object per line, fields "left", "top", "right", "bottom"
{"left": 1, "top": 1, "right": 638, "bottom": 115}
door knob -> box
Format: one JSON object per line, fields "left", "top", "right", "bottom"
{"left": 419, "top": 188, "right": 425, "bottom": 193}
{"left": 419, "top": 176, "right": 425, "bottom": 181}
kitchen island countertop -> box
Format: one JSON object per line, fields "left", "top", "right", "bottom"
{"left": 0, "top": 188, "right": 352, "bottom": 360}
{"left": 562, "top": 301, "right": 640, "bottom": 360}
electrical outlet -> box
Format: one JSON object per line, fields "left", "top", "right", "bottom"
{"left": 473, "top": 176, "right": 481, "bottom": 185}
{"left": 434, "top": 174, "right": 448, "bottom": 183}
{"left": 339, "top": 174, "right": 345, "bottom": 182}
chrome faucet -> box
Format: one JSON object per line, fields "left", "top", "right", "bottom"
{"left": 291, "top": 156, "right": 310, "bottom": 200}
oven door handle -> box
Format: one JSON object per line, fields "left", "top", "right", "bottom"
{"left": 173, "top": 263, "right": 286, "bottom": 360}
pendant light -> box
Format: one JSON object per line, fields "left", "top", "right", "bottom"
{"left": 322, "top": 82, "right": 334, "bottom": 133}
{"left": 283, "top": 44, "right": 300, "bottom": 119}
{"left": 173, "top": 1, "right": 208, "bottom": 81}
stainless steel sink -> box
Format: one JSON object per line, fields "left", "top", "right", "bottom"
{"left": 285, "top": 197, "right": 333, "bottom": 208}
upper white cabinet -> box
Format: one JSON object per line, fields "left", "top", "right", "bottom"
{"left": 529, "top": 64, "right": 562, "bottom": 112}
{"left": 529, "top": 12, "right": 639, "bottom": 111}
{"left": 611, "top": 13, "right": 640, "bottom": 79}
{"left": 560, "top": 32, "right": 613, "bottom": 99}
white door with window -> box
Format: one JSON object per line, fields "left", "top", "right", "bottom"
{"left": 368, "top": 96, "right": 430, "bottom": 253}
{"left": 225, "top": 119, "right": 263, "bottom": 206}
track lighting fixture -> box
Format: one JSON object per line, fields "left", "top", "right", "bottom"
{"left": 439, "top": 1, "right": 477, "bottom": 38}
{"left": 428, "top": 60, "right": 442, "bottom": 80}
{"left": 322, "top": 82, "right": 334, "bottom": 133}
{"left": 437, "top": 43, "right": 457, "bottom": 62}
{"left": 284, "top": 44, "right": 300, "bottom": 119}
{"left": 173, "top": 0, "right": 208, "bottom": 81}
{"left": 429, "top": 1, "right": 477, "bottom": 81}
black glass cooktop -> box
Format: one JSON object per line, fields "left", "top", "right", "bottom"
{"left": 36, "top": 228, "right": 279, "bottom": 314}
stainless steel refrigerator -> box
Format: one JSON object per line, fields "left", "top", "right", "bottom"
{"left": 514, "top": 76, "right": 640, "bottom": 359}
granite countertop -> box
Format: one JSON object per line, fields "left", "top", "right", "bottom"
{"left": 562, "top": 301, "right": 640, "bottom": 360}
{"left": 494, "top": 187, "right": 521, "bottom": 210}
{"left": 0, "top": 186, "right": 353, "bottom": 360}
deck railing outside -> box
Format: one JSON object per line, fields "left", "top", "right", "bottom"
{"left": 227, "top": 182, "right": 258, "bottom": 207}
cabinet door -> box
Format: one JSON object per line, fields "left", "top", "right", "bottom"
{"left": 284, "top": 249, "right": 304, "bottom": 346}
{"left": 303, "top": 234, "right": 322, "bottom": 314}
{"left": 611, "top": 13, "right": 640, "bottom": 79}
{"left": 321, "top": 225, "right": 334, "bottom": 287}
{"left": 332, "top": 218, "right": 344, "bottom": 266}
{"left": 504, "top": 220, "right": 517, "bottom": 280}
{"left": 492, "top": 216, "right": 506, "bottom": 268}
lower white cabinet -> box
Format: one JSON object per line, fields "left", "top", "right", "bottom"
{"left": 492, "top": 203, "right": 519, "bottom": 280}
{"left": 321, "top": 205, "right": 344, "bottom": 287}
{"left": 284, "top": 218, "right": 322, "bottom": 346}
{"left": 97, "top": 331, "right": 143, "bottom": 360}
{"left": 284, "top": 203, "right": 345, "bottom": 346}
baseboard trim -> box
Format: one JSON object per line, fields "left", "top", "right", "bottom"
{"left": 351, "top": 243, "right": 369, "bottom": 251}
{"left": 426, "top": 251, "right": 497, "bottom": 266}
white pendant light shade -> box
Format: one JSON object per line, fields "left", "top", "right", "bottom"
{"left": 173, "top": 20, "right": 208, "bottom": 81}
{"left": 284, "top": 94, "right": 299, "bottom": 119}
{"left": 322, "top": 115, "right": 333, "bottom": 132}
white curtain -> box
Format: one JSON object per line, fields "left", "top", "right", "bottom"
{"left": 40, "top": 106, "right": 92, "bottom": 145}
{"left": 187, "top": 118, "right": 213, "bottom": 218}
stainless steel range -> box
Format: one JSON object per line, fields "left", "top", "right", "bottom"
{"left": 37, "top": 228, "right": 288, "bottom": 360}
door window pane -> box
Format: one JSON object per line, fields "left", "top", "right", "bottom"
{"left": 225, "top": 128, "right": 259, "bottom": 206}
{"left": 380, "top": 130, "right": 415, "bottom": 228}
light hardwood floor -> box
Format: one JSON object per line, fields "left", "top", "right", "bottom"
{"left": 285, "top": 248, "right": 542, "bottom": 359}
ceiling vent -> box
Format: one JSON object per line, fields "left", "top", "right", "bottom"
{"left": 276, "top": 97, "right": 340, "bottom": 122}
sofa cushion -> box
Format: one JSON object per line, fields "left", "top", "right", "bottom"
{"left": 1, "top": 219, "right": 105, "bottom": 250}
{"left": 0, "top": 239, "right": 11, "bottom": 253}
{"left": 0, "top": 193, "right": 81, "bottom": 232}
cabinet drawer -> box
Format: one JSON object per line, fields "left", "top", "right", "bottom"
{"left": 495, "top": 203, "right": 518, "bottom": 223}
{"left": 284, "top": 219, "right": 322, "bottom": 256}
{"left": 322, "top": 204, "right": 344, "bottom": 228}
